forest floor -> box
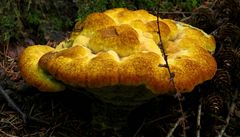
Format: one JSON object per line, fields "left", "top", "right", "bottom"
{"left": 1, "top": 1, "right": 240, "bottom": 137}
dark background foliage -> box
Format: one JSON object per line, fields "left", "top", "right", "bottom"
{"left": 0, "top": 0, "right": 203, "bottom": 46}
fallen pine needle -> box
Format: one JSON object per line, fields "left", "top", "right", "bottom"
{"left": 0, "top": 85, "right": 27, "bottom": 123}
{"left": 166, "top": 117, "right": 184, "bottom": 137}
{"left": 0, "top": 129, "right": 18, "bottom": 137}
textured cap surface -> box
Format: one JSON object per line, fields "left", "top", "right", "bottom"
{"left": 20, "top": 8, "right": 217, "bottom": 94}
{"left": 19, "top": 45, "right": 65, "bottom": 92}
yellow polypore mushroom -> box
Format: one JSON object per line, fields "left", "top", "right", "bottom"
{"left": 19, "top": 45, "right": 66, "bottom": 92}
{"left": 19, "top": 8, "right": 217, "bottom": 95}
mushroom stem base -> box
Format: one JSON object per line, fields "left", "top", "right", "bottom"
{"left": 87, "top": 85, "right": 156, "bottom": 130}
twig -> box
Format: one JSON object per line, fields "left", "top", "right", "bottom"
{"left": 217, "top": 87, "right": 239, "bottom": 137}
{"left": 156, "top": 12, "right": 186, "bottom": 137}
{"left": 27, "top": 116, "right": 50, "bottom": 125}
{"left": 153, "top": 11, "right": 192, "bottom": 18}
{"left": 3, "top": 43, "right": 9, "bottom": 59}
{"left": 175, "top": 93, "right": 187, "bottom": 136}
{"left": 133, "top": 118, "right": 146, "bottom": 137}
{"left": 0, "top": 129, "right": 18, "bottom": 137}
{"left": 166, "top": 117, "right": 183, "bottom": 137}
{"left": 0, "top": 103, "right": 6, "bottom": 113}
{"left": 22, "top": 132, "right": 44, "bottom": 137}
{"left": 133, "top": 114, "right": 174, "bottom": 137}
{"left": 156, "top": 12, "right": 176, "bottom": 92}
{"left": 0, "top": 85, "right": 27, "bottom": 123}
{"left": 196, "top": 96, "right": 202, "bottom": 137}
{"left": 147, "top": 114, "right": 173, "bottom": 125}
{"left": 210, "top": 0, "right": 218, "bottom": 9}
{"left": 155, "top": 11, "right": 193, "bottom": 14}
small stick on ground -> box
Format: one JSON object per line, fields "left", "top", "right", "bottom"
{"left": 166, "top": 116, "right": 185, "bottom": 137}
{"left": 133, "top": 119, "right": 146, "bottom": 137}
{"left": 133, "top": 114, "right": 174, "bottom": 137}
{"left": 217, "top": 87, "right": 239, "bottom": 137}
{"left": 196, "top": 96, "right": 202, "bottom": 137}
{"left": 156, "top": 11, "right": 186, "bottom": 137}
{"left": 0, "top": 129, "right": 18, "bottom": 137}
{"left": 0, "top": 85, "right": 27, "bottom": 123}
{"left": 155, "top": 11, "right": 193, "bottom": 14}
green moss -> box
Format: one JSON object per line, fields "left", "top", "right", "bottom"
{"left": 0, "top": 0, "right": 23, "bottom": 43}
{"left": 27, "top": 11, "right": 42, "bottom": 26}
{"left": 0, "top": 0, "right": 202, "bottom": 45}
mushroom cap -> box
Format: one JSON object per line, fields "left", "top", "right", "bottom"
{"left": 19, "top": 45, "right": 66, "bottom": 92}
{"left": 19, "top": 8, "right": 217, "bottom": 94}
